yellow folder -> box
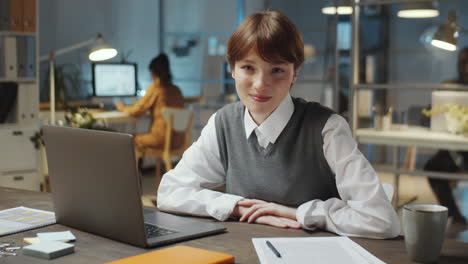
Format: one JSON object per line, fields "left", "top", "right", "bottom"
{"left": 105, "top": 246, "right": 234, "bottom": 264}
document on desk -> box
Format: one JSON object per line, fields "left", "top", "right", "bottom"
{"left": 0, "top": 206, "right": 56, "bottom": 237}
{"left": 252, "top": 237, "right": 385, "bottom": 264}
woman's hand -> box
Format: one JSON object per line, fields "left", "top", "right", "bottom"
{"left": 231, "top": 199, "right": 300, "bottom": 229}
{"left": 238, "top": 200, "right": 298, "bottom": 223}
{"left": 115, "top": 102, "right": 125, "bottom": 111}
{"left": 254, "top": 215, "right": 301, "bottom": 229}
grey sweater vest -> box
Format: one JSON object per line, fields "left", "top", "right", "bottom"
{"left": 215, "top": 97, "right": 340, "bottom": 207}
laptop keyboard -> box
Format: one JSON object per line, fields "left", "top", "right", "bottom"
{"left": 145, "top": 223, "right": 178, "bottom": 238}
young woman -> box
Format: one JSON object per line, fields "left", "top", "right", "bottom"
{"left": 116, "top": 53, "right": 185, "bottom": 149}
{"left": 157, "top": 10, "right": 400, "bottom": 239}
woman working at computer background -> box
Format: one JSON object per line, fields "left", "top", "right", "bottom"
{"left": 157, "top": 10, "right": 400, "bottom": 239}
{"left": 116, "top": 53, "right": 185, "bottom": 149}
{"left": 424, "top": 47, "right": 468, "bottom": 225}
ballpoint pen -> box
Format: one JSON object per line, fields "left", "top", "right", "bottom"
{"left": 266, "top": 240, "right": 281, "bottom": 258}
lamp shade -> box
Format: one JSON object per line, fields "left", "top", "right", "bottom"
{"left": 322, "top": 0, "right": 352, "bottom": 15}
{"left": 397, "top": 2, "right": 439, "bottom": 18}
{"left": 89, "top": 34, "right": 118, "bottom": 61}
{"left": 431, "top": 10, "right": 458, "bottom": 51}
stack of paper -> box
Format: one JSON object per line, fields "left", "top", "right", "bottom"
{"left": 23, "top": 241, "right": 74, "bottom": 260}
{"left": 252, "top": 237, "right": 385, "bottom": 264}
{"left": 37, "top": 231, "right": 76, "bottom": 242}
{"left": 22, "top": 231, "right": 76, "bottom": 260}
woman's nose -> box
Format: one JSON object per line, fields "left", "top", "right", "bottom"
{"left": 253, "top": 73, "right": 271, "bottom": 91}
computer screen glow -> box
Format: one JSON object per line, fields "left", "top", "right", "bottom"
{"left": 93, "top": 64, "right": 137, "bottom": 97}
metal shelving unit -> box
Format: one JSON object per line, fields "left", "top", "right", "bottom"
{"left": 350, "top": 0, "right": 468, "bottom": 207}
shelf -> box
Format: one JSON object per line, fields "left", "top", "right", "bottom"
{"left": 0, "top": 78, "right": 36, "bottom": 83}
{"left": 356, "top": 127, "right": 468, "bottom": 151}
{"left": 373, "top": 164, "right": 468, "bottom": 181}
{"left": 353, "top": 83, "right": 468, "bottom": 91}
{"left": 0, "top": 31, "right": 37, "bottom": 37}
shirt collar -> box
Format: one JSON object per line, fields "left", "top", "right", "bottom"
{"left": 244, "top": 94, "right": 294, "bottom": 144}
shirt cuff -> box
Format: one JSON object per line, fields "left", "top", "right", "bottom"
{"left": 206, "top": 193, "right": 244, "bottom": 221}
{"left": 296, "top": 200, "right": 324, "bottom": 231}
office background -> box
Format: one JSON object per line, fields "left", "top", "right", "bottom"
{"left": 1, "top": 0, "right": 467, "bottom": 223}
{"left": 38, "top": 0, "right": 468, "bottom": 106}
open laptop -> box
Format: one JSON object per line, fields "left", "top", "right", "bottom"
{"left": 42, "top": 126, "right": 226, "bottom": 248}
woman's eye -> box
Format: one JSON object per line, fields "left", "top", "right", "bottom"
{"left": 272, "top": 67, "right": 285, "bottom": 73}
{"left": 241, "top": 65, "right": 253, "bottom": 71}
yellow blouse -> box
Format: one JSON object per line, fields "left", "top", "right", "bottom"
{"left": 121, "top": 79, "right": 185, "bottom": 148}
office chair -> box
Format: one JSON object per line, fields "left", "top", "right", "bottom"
{"left": 144, "top": 107, "right": 193, "bottom": 190}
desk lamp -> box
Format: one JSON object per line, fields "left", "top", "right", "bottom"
{"left": 431, "top": 10, "right": 467, "bottom": 52}
{"left": 39, "top": 33, "right": 117, "bottom": 124}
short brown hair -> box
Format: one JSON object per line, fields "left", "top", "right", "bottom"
{"left": 227, "top": 10, "right": 304, "bottom": 70}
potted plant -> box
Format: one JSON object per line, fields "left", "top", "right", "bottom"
{"left": 423, "top": 103, "right": 468, "bottom": 135}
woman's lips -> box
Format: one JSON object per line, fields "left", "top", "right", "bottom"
{"left": 250, "top": 94, "right": 272, "bottom": 102}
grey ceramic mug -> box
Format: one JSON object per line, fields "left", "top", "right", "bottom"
{"left": 402, "top": 204, "right": 448, "bottom": 263}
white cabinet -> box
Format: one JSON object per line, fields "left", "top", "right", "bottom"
{"left": 0, "top": 128, "right": 37, "bottom": 171}
{"left": 17, "top": 82, "right": 39, "bottom": 126}
{"left": 0, "top": 0, "right": 40, "bottom": 191}
{"left": 0, "top": 170, "right": 39, "bottom": 191}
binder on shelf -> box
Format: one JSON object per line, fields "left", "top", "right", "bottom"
{"left": 10, "top": 0, "right": 24, "bottom": 32}
{"left": 17, "top": 36, "right": 26, "bottom": 77}
{"left": 4, "top": 36, "right": 17, "bottom": 79}
{"left": 23, "top": 0, "right": 36, "bottom": 32}
{"left": 25, "top": 36, "right": 36, "bottom": 78}
{"left": 0, "top": 0, "right": 11, "bottom": 31}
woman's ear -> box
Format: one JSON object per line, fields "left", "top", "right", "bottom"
{"left": 231, "top": 69, "right": 236, "bottom": 79}
{"left": 292, "top": 68, "right": 300, "bottom": 84}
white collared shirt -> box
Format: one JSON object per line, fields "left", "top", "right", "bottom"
{"left": 157, "top": 94, "right": 400, "bottom": 239}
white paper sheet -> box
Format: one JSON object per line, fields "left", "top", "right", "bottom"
{"left": 37, "top": 231, "right": 76, "bottom": 242}
{"left": 0, "top": 206, "right": 56, "bottom": 236}
{"left": 252, "top": 237, "right": 386, "bottom": 264}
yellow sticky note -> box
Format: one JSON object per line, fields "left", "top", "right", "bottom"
{"left": 20, "top": 217, "right": 32, "bottom": 221}
{"left": 24, "top": 237, "right": 41, "bottom": 245}
{"left": 22, "top": 211, "right": 35, "bottom": 215}
{"left": 7, "top": 215, "right": 19, "bottom": 219}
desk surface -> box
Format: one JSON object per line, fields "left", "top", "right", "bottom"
{"left": 39, "top": 110, "right": 135, "bottom": 125}
{"left": 1, "top": 187, "right": 467, "bottom": 264}
{"left": 356, "top": 127, "right": 468, "bottom": 151}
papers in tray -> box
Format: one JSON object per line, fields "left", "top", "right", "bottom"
{"left": 252, "top": 237, "right": 385, "bottom": 264}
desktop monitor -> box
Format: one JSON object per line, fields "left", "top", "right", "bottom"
{"left": 92, "top": 63, "right": 138, "bottom": 97}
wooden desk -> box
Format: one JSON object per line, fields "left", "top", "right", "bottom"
{"left": 39, "top": 111, "right": 136, "bottom": 126}
{"left": 91, "top": 111, "right": 135, "bottom": 125}
{"left": 1, "top": 187, "right": 467, "bottom": 264}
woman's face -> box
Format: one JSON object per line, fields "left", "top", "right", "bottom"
{"left": 232, "top": 50, "right": 297, "bottom": 124}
